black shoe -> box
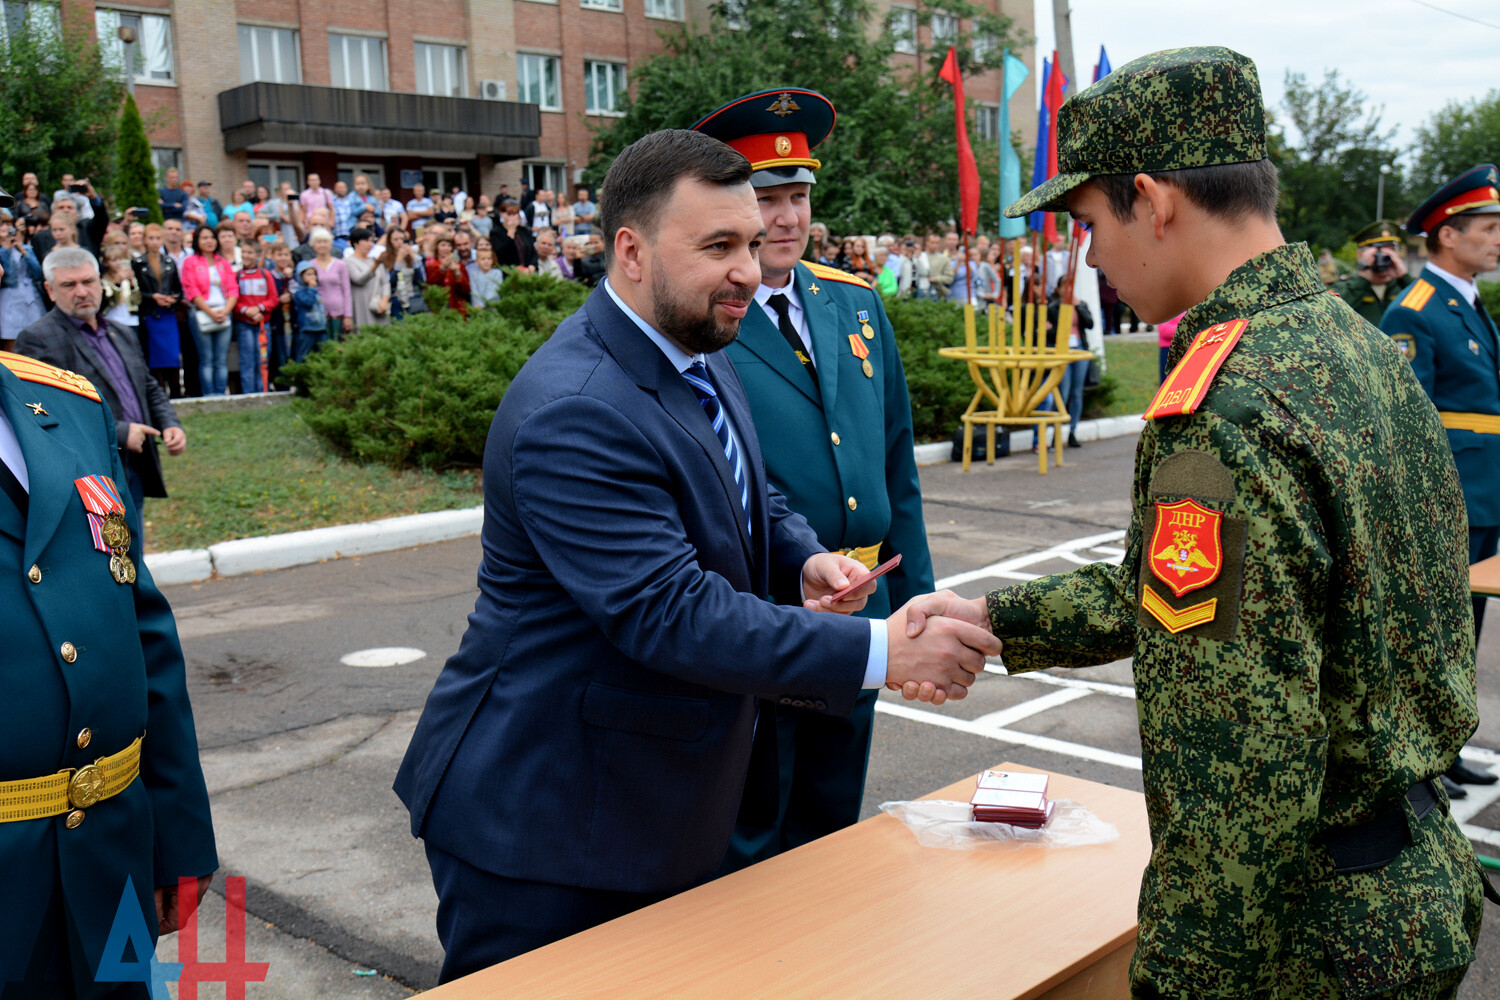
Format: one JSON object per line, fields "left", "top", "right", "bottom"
{"left": 1067, "top": 434, "right": 1081, "bottom": 449}
{"left": 1447, "top": 759, "right": 1498, "bottom": 785}
{"left": 1441, "top": 774, "right": 1469, "bottom": 800}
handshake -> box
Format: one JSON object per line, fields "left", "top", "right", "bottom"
{"left": 801, "top": 552, "right": 1000, "bottom": 706}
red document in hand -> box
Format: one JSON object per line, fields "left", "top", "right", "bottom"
{"left": 827, "top": 553, "right": 902, "bottom": 602}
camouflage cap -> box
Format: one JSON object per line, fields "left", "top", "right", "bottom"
{"left": 1004, "top": 47, "right": 1267, "bottom": 218}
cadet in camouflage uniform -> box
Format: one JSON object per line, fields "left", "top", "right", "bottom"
{"left": 1329, "top": 220, "right": 1414, "bottom": 327}
{"left": 905, "top": 47, "right": 1493, "bottom": 998}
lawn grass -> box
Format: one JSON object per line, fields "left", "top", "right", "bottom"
{"left": 144, "top": 402, "right": 482, "bottom": 553}
{"left": 1101, "top": 338, "right": 1161, "bottom": 416}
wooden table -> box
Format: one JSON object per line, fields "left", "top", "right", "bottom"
{"left": 1472, "top": 554, "right": 1500, "bottom": 596}
{"left": 424, "top": 764, "right": 1151, "bottom": 999}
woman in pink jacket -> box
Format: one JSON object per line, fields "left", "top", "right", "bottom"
{"left": 179, "top": 226, "right": 239, "bottom": 395}
{"left": 1156, "top": 312, "right": 1185, "bottom": 384}
{"left": 307, "top": 227, "right": 353, "bottom": 337}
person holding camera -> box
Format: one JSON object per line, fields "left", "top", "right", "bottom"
{"left": 1329, "top": 219, "right": 1412, "bottom": 326}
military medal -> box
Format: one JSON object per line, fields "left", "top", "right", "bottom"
{"left": 74, "top": 475, "right": 134, "bottom": 585}
{"left": 857, "top": 310, "right": 874, "bottom": 339}
{"left": 848, "top": 333, "right": 873, "bottom": 377}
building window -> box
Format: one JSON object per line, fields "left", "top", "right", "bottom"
{"left": 422, "top": 166, "right": 468, "bottom": 198}
{"left": 0, "top": 2, "right": 60, "bottom": 45}
{"left": 931, "top": 12, "right": 957, "bottom": 46}
{"left": 972, "top": 34, "right": 995, "bottom": 62}
{"left": 517, "top": 53, "right": 561, "bottom": 111}
{"left": 247, "top": 160, "right": 304, "bottom": 196}
{"left": 415, "top": 41, "right": 466, "bottom": 97}
{"left": 580, "top": 0, "right": 621, "bottom": 10}
{"left": 524, "top": 162, "right": 566, "bottom": 194}
{"left": 975, "top": 104, "right": 1000, "bottom": 142}
{"left": 329, "top": 32, "right": 387, "bottom": 91}
{"left": 238, "top": 25, "right": 300, "bottom": 84}
{"left": 337, "top": 163, "right": 385, "bottom": 191}
{"left": 890, "top": 7, "right": 916, "bottom": 54}
{"left": 96, "top": 9, "right": 174, "bottom": 83}
{"left": 151, "top": 147, "right": 181, "bottom": 182}
{"left": 644, "top": 0, "right": 682, "bottom": 19}
{"left": 584, "top": 60, "right": 625, "bottom": 116}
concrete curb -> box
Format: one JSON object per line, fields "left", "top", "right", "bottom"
{"left": 145, "top": 414, "right": 1144, "bottom": 584}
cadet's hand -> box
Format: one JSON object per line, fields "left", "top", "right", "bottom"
{"left": 163, "top": 426, "right": 187, "bottom": 456}
{"left": 156, "top": 874, "right": 213, "bottom": 935}
{"left": 884, "top": 605, "right": 1001, "bottom": 705}
{"left": 889, "top": 591, "right": 999, "bottom": 702}
{"left": 126, "top": 422, "right": 161, "bottom": 453}
{"left": 801, "top": 552, "right": 874, "bottom": 614}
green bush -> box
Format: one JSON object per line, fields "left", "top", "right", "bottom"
{"left": 1481, "top": 280, "right": 1500, "bottom": 328}
{"left": 288, "top": 273, "right": 587, "bottom": 468}
{"left": 882, "top": 295, "right": 982, "bottom": 443}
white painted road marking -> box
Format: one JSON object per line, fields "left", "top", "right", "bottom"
{"left": 934, "top": 529, "right": 1128, "bottom": 589}
{"left": 340, "top": 647, "right": 427, "bottom": 668}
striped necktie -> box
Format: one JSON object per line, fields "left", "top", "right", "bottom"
{"left": 682, "top": 361, "right": 749, "bottom": 528}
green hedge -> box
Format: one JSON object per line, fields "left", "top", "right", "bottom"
{"left": 288, "top": 272, "right": 587, "bottom": 468}
{"left": 291, "top": 274, "right": 1007, "bottom": 467}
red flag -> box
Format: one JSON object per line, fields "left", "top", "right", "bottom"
{"left": 938, "top": 47, "right": 980, "bottom": 236}
{"left": 1042, "top": 49, "right": 1067, "bottom": 245}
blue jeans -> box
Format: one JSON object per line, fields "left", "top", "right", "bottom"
{"left": 293, "top": 327, "right": 329, "bottom": 362}
{"left": 1061, "top": 356, "right": 1090, "bottom": 435}
{"left": 191, "top": 315, "right": 231, "bottom": 395}
{"left": 234, "top": 321, "right": 263, "bottom": 393}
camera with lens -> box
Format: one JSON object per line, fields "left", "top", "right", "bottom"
{"left": 1369, "top": 250, "right": 1394, "bottom": 274}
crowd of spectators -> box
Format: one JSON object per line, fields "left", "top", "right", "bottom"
{"left": 0, "top": 168, "right": 615, "bottom": 399}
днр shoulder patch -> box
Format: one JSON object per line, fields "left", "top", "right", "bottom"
{"left": 1142, "top": 319, "right": 1247, "bottom": 421}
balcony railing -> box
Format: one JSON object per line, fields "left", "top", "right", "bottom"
{"left": 218, "top": 82, "right": 541, "bottom": 158}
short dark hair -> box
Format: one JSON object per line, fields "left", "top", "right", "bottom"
{"left": 599, "top": 129, "right": 751, "bottom": 264}
{"left": 1426, "top": 214, "right": 1475, "bottom": 254}
{"left": 1093, "top": 159, "right": 1279, "bottom": 224}
{"left": 349, "top": 226, "right": 374, "bottom": 244}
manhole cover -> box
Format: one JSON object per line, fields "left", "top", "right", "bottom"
{"left": 340, "top": 647, "right": 426, "bottom": 668}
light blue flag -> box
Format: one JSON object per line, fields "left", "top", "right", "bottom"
{"left": 998, "top": 49, "right": 1029, "bottom": 238}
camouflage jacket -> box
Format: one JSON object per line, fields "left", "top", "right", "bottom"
{"left": 1328, "top": 270, "right": 1413, "bottom": 328}
{"left": 988, "top": 244, "right": 1481, "bottom": 997}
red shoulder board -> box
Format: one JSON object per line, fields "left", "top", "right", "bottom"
{"left": 0, "top": 351, "right": 102, "bottom": 402}
{"left": 804, "top": 261, "right": 872, "bottom": 289}
{"left": 1141, "top": 319, "right": 1248, "bottom": 421}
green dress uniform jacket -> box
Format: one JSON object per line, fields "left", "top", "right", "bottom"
{"left": 1379, "top": 265, "right": 1500, "bottom": 529}
{"left": 722, "top": 261, "right": 934, "bottom": 866}
{"left": 1329, "top": 271, "right": 1413, "bottom": 328}
{"left": 985, "top": 246, "right": 1484, "bottom": 998}
{"left": 0, "top": 355, "right": 216, "bottom": 995}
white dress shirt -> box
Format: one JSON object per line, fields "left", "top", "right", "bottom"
{"left": 0, "top": 408, "right": 29, "bottom": 492}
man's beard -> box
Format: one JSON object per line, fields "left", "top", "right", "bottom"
{"left": 650, "top": 265, "right": 752, "bottom": 355}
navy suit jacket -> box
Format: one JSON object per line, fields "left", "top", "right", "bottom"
{"left": 394, "top": 286, "right": 870, "bottom": 894}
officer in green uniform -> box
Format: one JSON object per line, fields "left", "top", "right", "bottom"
{"left": 1380, "top": 164, "right": 1500, "bottom": 795}
{"left": 904, "top": 48, "right": 1493, "bottom": 998}
{"left": 1329, "top": 219, "right": 1413, "bottom": 326}
{"left": 691, "top": 90, "right": 935, "bottom": 869}
{"left": 1, "top": 345, "right": 217, "bottom": 996}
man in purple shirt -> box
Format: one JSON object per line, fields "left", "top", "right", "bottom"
{"left": 15, "top": 247, "right": 185, "bottom": 528}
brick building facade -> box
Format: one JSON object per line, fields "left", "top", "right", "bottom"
{"left": 68, "top": 0, "right": 1036, "bottom": 211}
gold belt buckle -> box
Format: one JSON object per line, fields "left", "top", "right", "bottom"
{"left": 69, "top": 764, "right": 107, "bottom": 809}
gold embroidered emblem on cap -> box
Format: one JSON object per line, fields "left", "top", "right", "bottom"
{"left": 775, "top": 135, "right": 792, "bottom": 157}
{"left": 767, "top": 93, "right": 800, "bottom": 117}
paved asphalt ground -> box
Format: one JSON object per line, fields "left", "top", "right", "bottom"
{"left": 153, "top": 433, "right": 1500, "bottom": 997}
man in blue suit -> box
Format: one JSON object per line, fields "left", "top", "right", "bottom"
{"left": 691, "top": 90, "right": 937, "bottom": 869}
{"left": 1, "top": 345, "right": 216, "bottom": 996}
{"left": 393, "top": 128, "right": 1000, "bottom": 981}
{"left": 1381, "top": 163, "right": 1500, "bottom": 791}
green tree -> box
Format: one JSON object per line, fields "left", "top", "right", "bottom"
{"left": 115, "top": 93, "right": 159, "bottom": 223}
{"left": 584, "top": 0, "right": 1025, "bottom": 235}
{"left": 1273, "top": 69, "right": 1403, "bottom": 253}
{"left": 1411, "top": 90, "right": 1500, "bottom": 195}
{"left": 0, "top": 15, "right": 126, "bottom": 192}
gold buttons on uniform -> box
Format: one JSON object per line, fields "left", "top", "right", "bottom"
{"left": 60, "top": 642, "right": 77, "bottom": 663}
{"left": 847, "top": 497, "right": 857, "bottom": 511}
{"left": 76, "top": 728, "right": 92, "bottom": 750}
{"left": 65, "top": 810, "right": 84, "bottom": 829}
{"left": 27, "top": 564, "right": 41, "bottom": 584}
{"left": 830, "top": 432, "right": 841, "bottom": 446}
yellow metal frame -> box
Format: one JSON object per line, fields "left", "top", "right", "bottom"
{"left": 940, "top": 297, "right": 1094, "bottom": 474}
